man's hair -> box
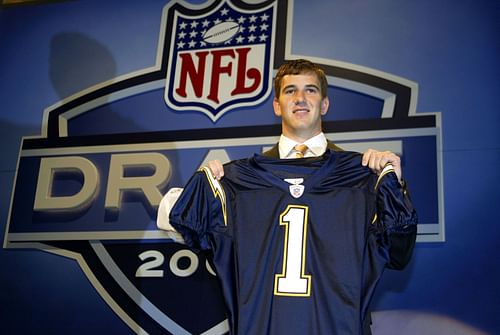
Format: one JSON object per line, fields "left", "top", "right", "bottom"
{"left": 274, "top": 59, "right": 328, "bottom": 99}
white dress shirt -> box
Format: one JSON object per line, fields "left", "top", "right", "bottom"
{"left": 279, "top": 132, "right": 328, "bottom": 159}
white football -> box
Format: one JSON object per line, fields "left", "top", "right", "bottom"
{"left": 203, "top": 21, "right": 240, "bottom": 44}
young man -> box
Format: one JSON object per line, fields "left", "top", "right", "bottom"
{"left": 207, "top": 60, "right": 403, "bottom": 182}
{"left": 160, "top": 59, "right": 417, "bottom": 334}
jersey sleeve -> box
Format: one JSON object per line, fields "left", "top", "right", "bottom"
{"left": 374, "top": 165, "right": 418, "bottom": 269}
{"left": 168, "top": 168, "right": 226, "bottom": 251}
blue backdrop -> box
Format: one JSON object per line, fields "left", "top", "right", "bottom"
{"left": 0, "top": 0, "right": 498, "bottom": 334}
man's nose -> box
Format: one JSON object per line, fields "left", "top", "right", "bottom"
{"left": 294, "top": 91, "right": 306, "bottom": 104}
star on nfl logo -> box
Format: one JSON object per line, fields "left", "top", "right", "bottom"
{"left": 165, "top": 0, "right": 277, "bottom": 122}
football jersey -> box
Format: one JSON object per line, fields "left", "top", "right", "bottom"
{"left": 168, "top": 150, "right": 417, "bottom": 335}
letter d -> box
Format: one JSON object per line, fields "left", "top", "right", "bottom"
{"left": 34, "top": 156, "right": 98, "bottom": 212}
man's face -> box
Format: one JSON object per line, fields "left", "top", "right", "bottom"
{"left": 273, "top": 73, "right": 329, "bottom": 141}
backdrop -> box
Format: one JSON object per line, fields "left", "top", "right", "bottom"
{"left": 0, "top": 0, "right": 498, "bottom": 334}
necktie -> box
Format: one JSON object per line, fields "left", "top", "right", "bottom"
{"left": 294, "top": 144, "right": 309, "bottom": 158}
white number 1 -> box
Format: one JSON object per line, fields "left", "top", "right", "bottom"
{"left": 274, "top": 205, "right": 311, "bottom": 296}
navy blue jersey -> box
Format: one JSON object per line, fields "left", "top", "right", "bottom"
{"left": 169, "top": 150, "right": 417, "bottom": 335}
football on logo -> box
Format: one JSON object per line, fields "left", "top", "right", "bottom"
{"left": 203, "top": 21, "right": 240, "bottom": 44}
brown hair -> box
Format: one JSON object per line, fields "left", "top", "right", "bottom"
{"left": 274, "top": 59, "right": 328, "bottom": 99}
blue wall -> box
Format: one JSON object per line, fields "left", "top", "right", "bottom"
{"left": 1, "top": 0, "right": 498, "bottom": 334}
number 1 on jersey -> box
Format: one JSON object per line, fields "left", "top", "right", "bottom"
{"left": 274, "top": 205, "right": 311, "bottom": 297}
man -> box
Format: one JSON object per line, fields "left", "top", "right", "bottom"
{"left": 160, "top": 59, "right": 417, "bottom": 334}
{"left": 207, "top": 60, "right": 403, "bottom": 182}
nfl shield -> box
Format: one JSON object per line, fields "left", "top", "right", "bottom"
{"left": 165, "top": 0, "right": 277, "bottom": 122}
{"left": 289, "top": 184, "right": 305, "bottom": 199}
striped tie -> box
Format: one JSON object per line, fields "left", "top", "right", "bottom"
{"left": 294, "top": 144, "right": 309, "bottom": 158}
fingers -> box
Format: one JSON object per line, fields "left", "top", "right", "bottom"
{"left": 207, "top": 160, "right": 224, "bottom": 180}
{"left": 362, "top": 149, "right": 383, "bottom": 169}
{"left": 362, "top": 149, "right": 402, "bottom": 182}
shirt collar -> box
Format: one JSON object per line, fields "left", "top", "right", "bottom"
{"left": 279, "top": 132, "right": 328, "bottom": 159}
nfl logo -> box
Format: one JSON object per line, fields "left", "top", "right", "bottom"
{"left": 289, "top": 184, "right": 305, "bottom": 198}
{"left": 165, "top": 0, "right": 277, "bottom": 122}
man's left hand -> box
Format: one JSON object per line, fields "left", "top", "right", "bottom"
{"left": 362, "top": 149, "right": 402, "bottom": 182}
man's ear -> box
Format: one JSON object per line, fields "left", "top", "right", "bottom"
{"left": 320, "top": 96, "right": 329, "bottom": 116}
{"left": 273, "top": 98, "right": 282, "bottom": 117}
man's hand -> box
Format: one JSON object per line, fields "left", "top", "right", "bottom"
{"left": 362, "top": 149, "right": 402, "bottom": 182}
{"left": 207, "top": 159, "right": 225, "bottom": 180}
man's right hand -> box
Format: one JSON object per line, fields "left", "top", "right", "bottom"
{"left": 207, "top": 159, "right": 224, "bottom": 180}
